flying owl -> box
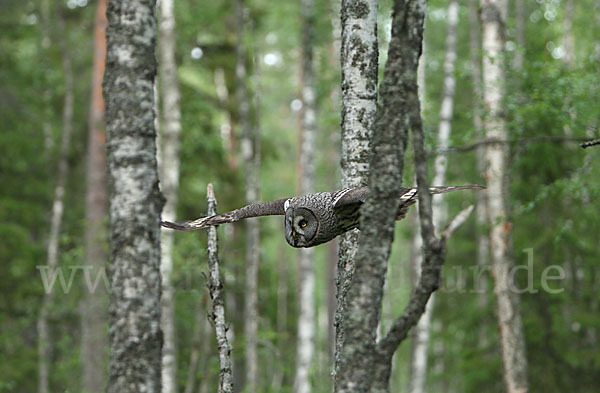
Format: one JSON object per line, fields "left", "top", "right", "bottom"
{"left": 161, "top": 185, "right": 484, "bottom": 248}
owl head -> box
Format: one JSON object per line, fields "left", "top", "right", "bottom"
{"left": 284, "top": 204, "right": 319, "bottom": 248}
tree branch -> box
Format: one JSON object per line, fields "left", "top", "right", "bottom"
{"left": 436, "top": 135, "right": 593, "bottom": 154}
{"left": 441, "top": 205, "right": 474, "bottom": 241}
{"left": 376, "top": 205, "right": 473, "bottom": 356}
{"left": 205, "top": 184, "right": 233, "bottom": 393}
{"left": 370, "top": 4, "right": 474, "bottom": 385}
{"left": 581, "top": 138, "right": 600, "bottom": 148}
{"left": 372, "top": 65, "right": 444, "bottom": 364}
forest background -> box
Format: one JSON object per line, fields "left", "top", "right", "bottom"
{"left": 1, "top": 0, "right": 599, "bottom": 392}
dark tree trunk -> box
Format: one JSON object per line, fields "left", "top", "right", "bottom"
{"left": 103, "top": 1, "right": 164, "bottom": 392}
{"left": 335, "top": 1, "right": 426, "bottom": 392}
{"left": 81, "top": 0, "right": 109, "bottom": 392}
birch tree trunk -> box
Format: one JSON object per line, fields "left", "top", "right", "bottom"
{"left": 294, "top": 0, "right": 317, "bottom": 392}
{"left": 235, "top": 0, "right": 260, "bottom": 390}
{"left": 37, "top": 3, "right": 74, "bottom": 392}
{"left": 336, "top": 2, "right": 426, "bottom": 392}
{"left": 206, "top": 185, "right": 235, "bottom": 393}
{"left": 468, "top": 0, "right": 490, "bottom": 349}
{"left": 81, "top": 0, "right": 108, "bottom": 392}
{"left": 103, "top": 1, "right": 164, "bottom": 391}
{"left": 480, "top": 1, "right": 529, "bottom": 392}
{"left": 409, "top": 3, "right": 458, "bottom": 393}
{"left": 157, "top": 0, "right": 183, "bottom": 391}
{"left": 335, "top": 0, "right": 378, "bottom": 383}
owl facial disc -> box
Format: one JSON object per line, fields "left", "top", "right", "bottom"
{"left": 284, "top": 207, "right": 318, "bottom": 248}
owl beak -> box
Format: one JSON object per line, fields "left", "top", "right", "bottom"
{"left": 289, "top": 229, "right": 298, "bottom": 247}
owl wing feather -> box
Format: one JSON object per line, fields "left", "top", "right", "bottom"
{"left": 333, "top": 184, "right": 485, "bottom": 220}
{"left": 161, "top": 198, "right": 289, "bottom": 230}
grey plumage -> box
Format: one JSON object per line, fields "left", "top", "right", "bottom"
{"left": 162, "top": 185, "right": 484, "bottom": 248}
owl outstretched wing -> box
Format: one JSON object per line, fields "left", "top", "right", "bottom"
{"left": 332, "top": 184, "right": 485, "bottom": 219}
{"left": 161, "top": 198, "right": 289, "bottom": 230}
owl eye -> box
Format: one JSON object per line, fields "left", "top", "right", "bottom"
{"left": 298, "top": 219, "right": 308, "bottom": 229}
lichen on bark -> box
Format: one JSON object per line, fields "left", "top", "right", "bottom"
{"left": 335, "top": 1, "right": 426, "bottom": 392}
{"left": 103, "top": 1, "right": 164, "bottom": 392}
{"left": 335, "top": 0, "right": 378, "bottom": 385}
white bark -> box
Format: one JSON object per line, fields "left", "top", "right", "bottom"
{"left": 417, "top": 40, "right": 426, "bottom": 111}
{"left": 294, "top": 0, "right": 317, "bottom": 392}
{"left": 335, "top": 0, "right": 378, "bottom": 382}
{"left": 206, "top": 185, "right": 234, "bottom": 393}
{"left": 38, "top": 4, "right": 74, "bottom": 392}
{"left": 157, "top": 0, "right": 183, "bottom": 391}
{"left": 409, "top": 289, "right": 434, "bottom": 393}
{"left": 104, "top": 0, "right": 164, "bottom": 391}
{"left": 295, "top": 252, "right": 315, "bottom": 393}
{"left": 480, "top": 1, "right": 528, "bottom": 392}
{"left": 410, "top": 3, "right": 458, "bottom": 393}
{"left": 338, "top": 0, "right": 378, "bottom": 189}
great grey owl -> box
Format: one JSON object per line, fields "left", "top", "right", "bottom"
{"left": 161, "top": 185, "right": 484, "bottom": 248}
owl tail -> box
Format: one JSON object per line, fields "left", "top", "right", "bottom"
{"left": 428, "top": 184, "right": 486, "bottom": 194}
{"left": 161, "top": 220, "right": 200, "bottom": 230}
{"left": 396, "top": 184, "right": 485, "bottom": 220}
